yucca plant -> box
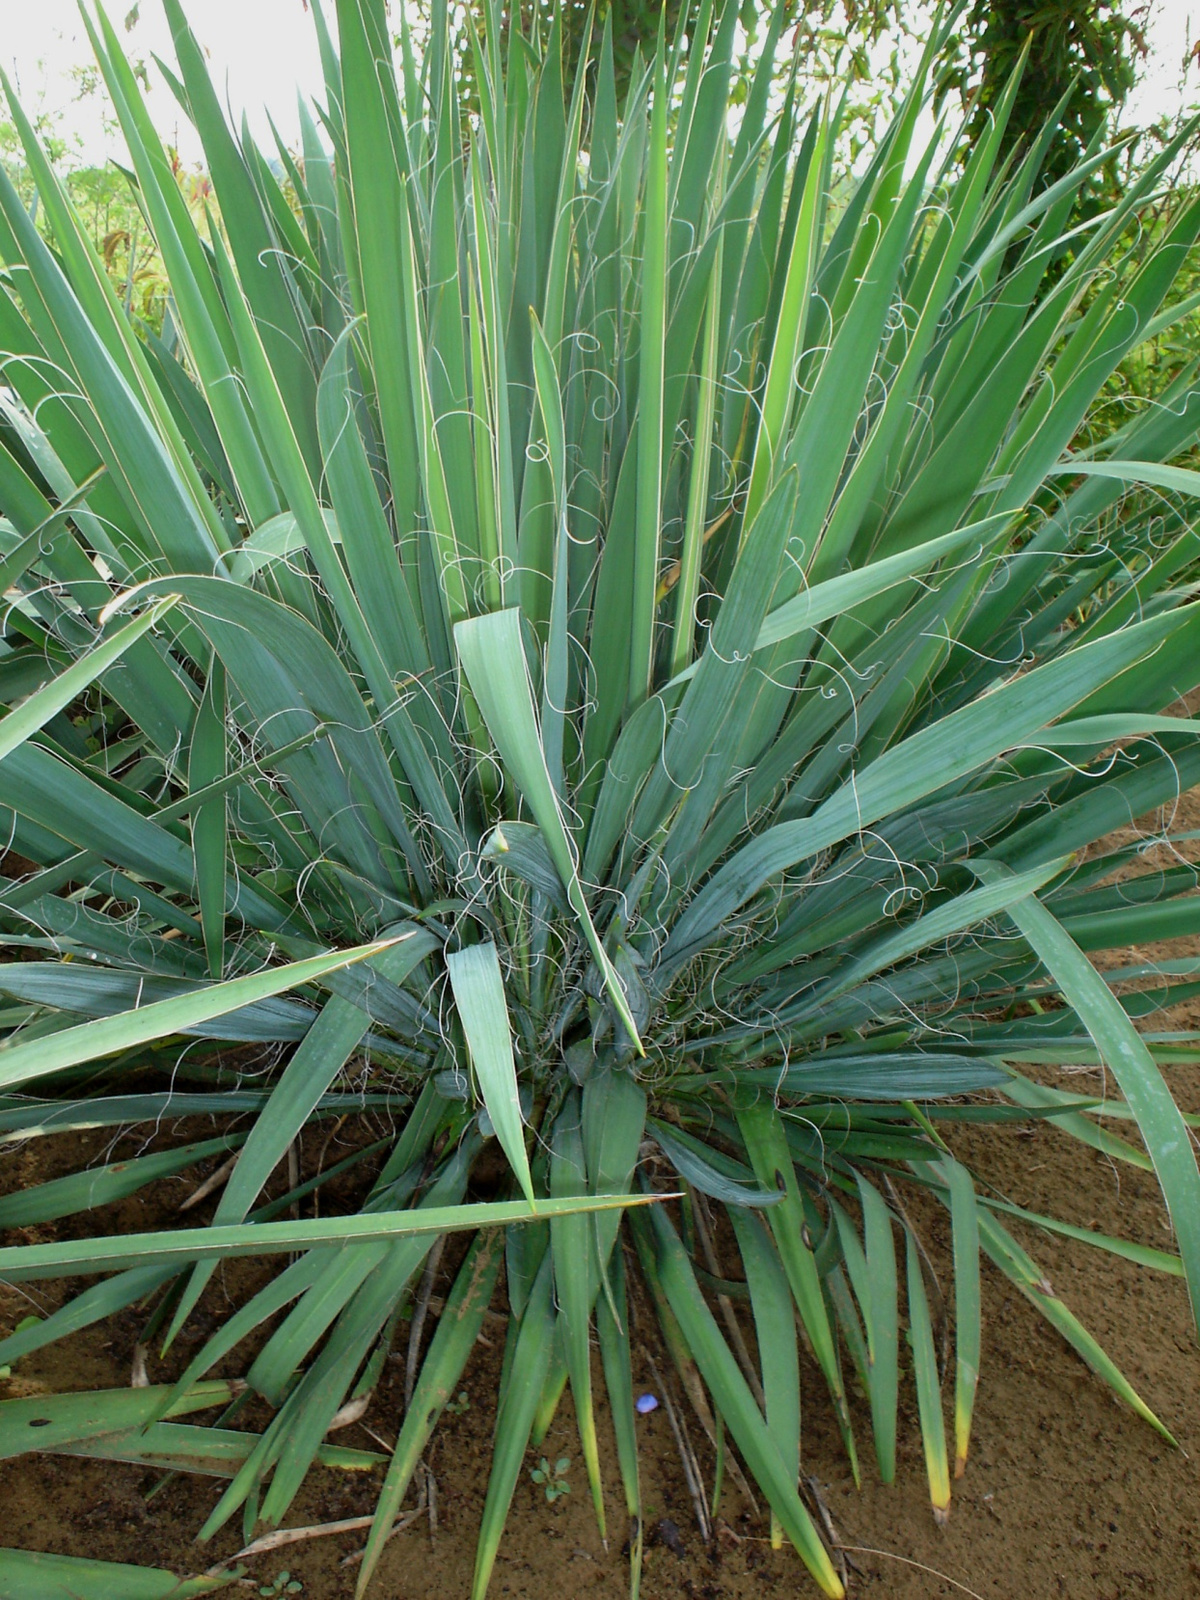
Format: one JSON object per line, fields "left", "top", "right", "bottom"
{"left": 2, "top": 3, "right": 1200, "bottom": 1596}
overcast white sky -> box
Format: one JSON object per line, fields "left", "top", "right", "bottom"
{"left": 3, "top": 1, "right": 324, "bottom": 166}
{"left": 2, "top": 1, "right": 1197, "bottom": 169}
{"left": 1126, "top": 0, "right": 1199, "bottom": 125}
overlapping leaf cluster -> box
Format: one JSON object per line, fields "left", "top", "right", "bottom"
{"left": 2, "top": 3, "right": 1200, "bottom": 1595}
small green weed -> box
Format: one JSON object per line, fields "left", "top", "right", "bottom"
{"left": 0, "top": 1317, "right": 41, "bottom": 1380}
{"left": 258, "top": 1573, "right": 302, "bottom": 1597}
{"left": 530, "top": 1455, "right": 571, "bottom": 1504}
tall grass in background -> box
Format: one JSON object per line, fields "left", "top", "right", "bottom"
{"left": 2, "top": 2, "right": 1200, "bottom": 1594}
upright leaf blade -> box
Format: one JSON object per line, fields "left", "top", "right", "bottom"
{"left": 454, "top": 609, "right": 643, "bottom": 1049}
{"left": 978, "top": 865, "right": 1200, "bottom": 1337}
{"left": 448, "top": 941, "right": 535, "bottom": 1203}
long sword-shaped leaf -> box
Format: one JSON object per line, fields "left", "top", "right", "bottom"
{"left": 734, "top": 515, "right": 1011, "bottom": 670}
{"left": 628, "top": 47, "right": 668, "bottom": 709}
{"left": 741, "top": 115, "right": 827, "bottom": 533}
{"left": 595, "top": 1243, "right": 642, "bottom": 1594}
{"left": 670, "top": 222, "right": 723, "bottom": 678}
{"left": 0, "top": 597, "right": 178, "bottom": 763}
{"left": 978, "top": 864, "right": 1200, "bottom": 1336}
{"left": 0, "top": 1548, "right": 235, "bottom": 1599}
{"left": 163, "top": 931, "right": 436, "bottom": 1351}
{"left": 804, "top": 859, "right": 1064, "bottom": 1010}
{"left": 667, "top": 607, "right": 1195, "bottom": 962}
{"left": 858, "top": 1177, "right": 899, "bottom": 1482}
{"left": 727, "top": 1204, "right": 799, "bottom": 1549}
{"left": 906, "top": 1230, "right": 951, "bottom": 1524}
{"left": 0, "top": 1381, "right": 236, "bottom": 1461}
{"left": 0, "top": 1193, "right": 661, "bottom": 1283}
{"left": 550, "top": 1097, "right": 607, "bottom": 1537}
{"left": 647, "top": 1203, "right": 844, "bottom": 1598}
{"left": 454, "top": 608, "right": 643, "bottom": 1048}
{"left": 356, "top": 1230, "right": 504, "bottom": 1598}
{"left": 939, "top": 1157, "right": 981, "bottom": 1478}
{"left": 0, "top": 942, "right": 392, "bottom": 1093}
{"left": 0, "top": 1131, "right": 243, "bottom": 1228}
{"left": 448, "top": 942, "right": 534, "bottom": 1203}
{"left": 54, "top": 1420, "right": 382, "bottom": 1477}
{"left": 471, "top": 1253, "right": 556, "bottom": 1600}
{"left": 0, "top": 1264, "right": 176, "bottom": 1369}
{"left": 188, "top": 656, "right": 227, "bottom": 979}
{"left": 737, "top": 1100, "right": 855, "bottom": 1471}
{"left": 977, "top": 1209, "right": 1173, "bottom": 1441}
{"left": 1043, "top": 458, "right": 1200, "bottom": 496}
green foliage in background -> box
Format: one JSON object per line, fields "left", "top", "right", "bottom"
{"left": 954, "top": 0, "right": 1145, "bottom": 191}
{"left": 553, "top": 0, "right": 699, "bottom": 94}
{"left": 1, "top": 2, "right": 1200, "bottom": 1596}
{"left": 0, "top": 48, "right": 205, "bottom": 331}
